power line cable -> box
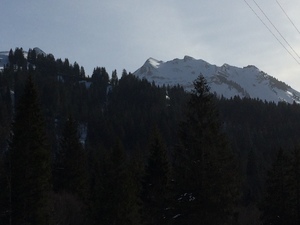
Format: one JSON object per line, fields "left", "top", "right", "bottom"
{"left": 276, "top": 0, "right": 300, "bottom": 36}
{"left": 252, "top": 0, "right": 300, "bottom": 60}
{"left": 243, "top": 0, "right": 300, "bottom": 65}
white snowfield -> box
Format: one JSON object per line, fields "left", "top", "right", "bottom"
{"left": 134, "top": 56, "right": 300, "bottom": 104}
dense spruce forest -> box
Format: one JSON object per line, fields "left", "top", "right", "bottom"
{"left": 1, "top": 48, "right": 300, "bottom": 224}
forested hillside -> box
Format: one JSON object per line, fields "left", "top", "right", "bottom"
{"left": 1, "top": 48, "right": 300, "bottom": 224}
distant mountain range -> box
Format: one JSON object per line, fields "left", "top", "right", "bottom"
{"left": 134, "top": 56, "right": 300, "bottom": 104}
{"left": 2, "top": 48, "right": 300, "bottom": 104}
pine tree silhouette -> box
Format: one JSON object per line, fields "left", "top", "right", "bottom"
{"left": 10, "top": 75, "right": 51, "bottom": 225}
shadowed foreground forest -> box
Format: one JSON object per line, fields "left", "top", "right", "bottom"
{"left": 1, "top": 48, "right": 300, "bottom": 224}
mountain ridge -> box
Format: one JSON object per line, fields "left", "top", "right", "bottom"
{"left": 2, "top": 48, "right": 299, "bottom": 104}
{"left": 134, "top": 56, "right": 299, "bottom": 104}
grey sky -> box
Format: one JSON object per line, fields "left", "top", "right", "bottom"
{"left": 1, "top": 0, "right": 300, "bottom": 89}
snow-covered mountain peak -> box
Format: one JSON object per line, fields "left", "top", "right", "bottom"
{"left": 134, "top": 56, "right": 300, "bottom": 104}
{"left": 137, "top": 58, "right": 163, "bottom": 76}
{"left": 147, "top": 58, "right": 162, "bottom": 69}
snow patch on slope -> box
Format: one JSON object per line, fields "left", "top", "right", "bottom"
{"left": 134, "top": 56, "right": 300, "bottom": 104}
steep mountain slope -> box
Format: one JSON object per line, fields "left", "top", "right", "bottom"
{"left": 134, "top": 56, "right": 300, "bottom": 104}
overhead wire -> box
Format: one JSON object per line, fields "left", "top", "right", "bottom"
{"left": 276, "top": 0, "right": 300, "bottom": 36}
{"left": 243, "top": 0, "right": 300, "bottom": 65}
{"left": 252, "top": 0, "right": 300, "bottom": 60}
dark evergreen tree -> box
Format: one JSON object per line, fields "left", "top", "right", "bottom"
{"left": 108, "top": 139, "right": 141, "bottom": 225}
{"left": 73, "top": 62, "right": 80, "bottom": 77}
{"left": 14, "top": 48, "right": 26, "bottom": 70}
{"left": 90, "top": 67, "right": 110, "bottom": 107}
{"left": 90, "top": 139, "right": 141, "bottom": 225}
{"left": 142, "top": 127, "right": 171, "bottom": 224}
{"left": 111, "top": 69, "right": 118, "bottom": 87}
{"left": 245, "top": 149, "right": 262, "bottom": 205}
{"left": 27, "top": 48, "right": 37, "bottom": 65}
{"left": 0, "top": 86, "right": 13, "bottom": 150}
{"left": 288, "top": 146, "right": 300, "bottom": 224}
{"left": 8, "top": 49, "right": 14, "bottom": 65}
{"left": 173, "top": 75, "right": 240, "bottom": 224}
{"left": 9, "top": 75, "right": 52, "bottom": 225}
{"left": 63, "top": 58, "right": 70, "bottom": 74}
{"left": 121, "top": 69, "right": 128, "bottom": 78}
{"left": 54, "top": 116, "right": 88, "bottom": 200}
{"left": 52, "top": 116, "right": 88, "bottom": 225}
{"left": 260, "top": 148, "right": 291, "bottom": 225}
{"left": 0, "top": 86, "right": 12, "bottom": 224}
{"left": 80, "top": 66, "right": 85, "bottom": 78}
{"left": 0, "top": 152, "right": 10, "bottom": 225}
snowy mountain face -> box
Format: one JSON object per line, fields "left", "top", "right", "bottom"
{"left": 134, "top": 56, "right": 300, "bottom": 104}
